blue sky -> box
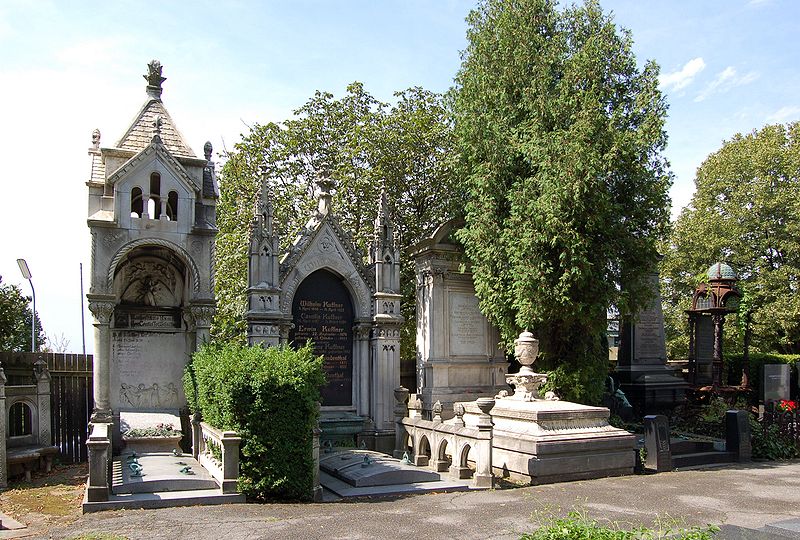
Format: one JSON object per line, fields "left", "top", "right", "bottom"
{"left": 0, "top": 0, "right": 797, "bottom": 354}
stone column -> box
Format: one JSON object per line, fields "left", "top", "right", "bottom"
{"left": 687, "top": 313, "right": 696, "bottom": 385}
{"left": 88, "top": 295, "right": 115, "bottom": 423}
{"left": 188, "top": 302, "right": 215, "bottom": 350}
{"left": 33, "top": 356, "right": 52, "bottom": 446}
{"left": 473, "top": 397, "right": 495, "bottom": 488}
{"left": 0, "top": 365, "right": 7, "bottom": 488}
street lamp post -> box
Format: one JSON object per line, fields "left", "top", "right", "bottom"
{"left": 17, "top": 258, "right": 36, "bottom": 352}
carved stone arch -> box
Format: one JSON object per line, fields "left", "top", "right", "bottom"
{"left": 437, "top": 437, "right": 450, "bottom": 461}
{"left": 107, "top": 238, "right": 201, "bottom": 293}
{"left": 281, "top": 260, "right": 372, "bottom": 319}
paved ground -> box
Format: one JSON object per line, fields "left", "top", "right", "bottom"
{"left": 26, "top": 461, "right": 800, "bottom": 539}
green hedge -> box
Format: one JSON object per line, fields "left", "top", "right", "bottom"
{"left": 726, "top": 352, "right": 800, "bottom": 396}
{"left": 184, "top": 342, "right": 325, "bottom": 501}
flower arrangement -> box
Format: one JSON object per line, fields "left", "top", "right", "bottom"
{"left": 776, "top": 400, "right": 797, "bottom": 413}
{"left": 124, "top": 423, "right": 181, "bottom": 438}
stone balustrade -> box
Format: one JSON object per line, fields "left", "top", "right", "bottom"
{"left": 192, "top": 418, "right": 242, "bottom": 494}
{"left": 395, "top": 387, "right": 495, "bottom": 488}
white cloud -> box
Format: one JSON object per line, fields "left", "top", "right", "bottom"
{"left": 767, "top": 106, "right": 800, "bottom": 124}
{"left": 748, "top": 0, "right": 772, "bottom": 6}
{"left": 658, "top": 57, "right": 706, "bottom": 92}
{"left": 694, "top": 66, "right": 759, "bottom": 102}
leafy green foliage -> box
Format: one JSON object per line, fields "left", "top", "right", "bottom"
{"left": 661, "top": 122, "right": 800, "bottom": 358}
{"left": 522, "top": 511, "right": 719, "bottom": 539}
{"left": 750, "top": 415, "right": 800, "bottom": 460}
{"left": 0, "top": 275, "right": 45, "bottom": 352}
{"left": 452, "top": 0, "right": 671, "bottom": 403}
{"left": 725, "top": 352, "right": 800, "bottom": 394}
{"left": 123, "top": 423, "right": 180, "bottom": 438}
{"left": 184, "top": 342, "right": 325, "bottom": 501}
{"left": 213, "top": 83, "right": 462, "bottom": 369}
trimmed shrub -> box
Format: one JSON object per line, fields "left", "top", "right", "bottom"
{"left": 184, "top": 342, "right": 325, "bottom": 501}
{"left": 726, "top": 353, "right": 800, "bottom": 398}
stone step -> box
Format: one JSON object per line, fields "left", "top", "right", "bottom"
{"left": 672, "top": 451, "right": 737, "bottom": 468}
{"left": 765, "top": 518, "right": 800, "bottom": 539}
{"left": 670, "top": 439, "right": 719, "bottom": 454}
{"left": 82, "top": 487, "right": 245, "bottom": 513}
{"left": 718, "top": 523, "right": 800, "bottom": 539}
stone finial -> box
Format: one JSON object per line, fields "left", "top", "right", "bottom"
{"left": 204, "top": 141, "right": 213, "bottom": 161}
{"left": 91, "top": 128, "right": 101, "bottom": 149}
{"left": 432, "top": 400, "right": 443, "bottom": 422}
{"left": 316, "top": 172, "right": 335, "bottom": 217}
{"left": 453, "top": 402, "right": 465, "bottom": 427}
{"left": 144, "top": 59, "right": 166, "bottom": 99}
{"left": 475, "top": 397, "right": 495, "bottom": 417}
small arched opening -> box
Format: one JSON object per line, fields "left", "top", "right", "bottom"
{"left": 131, "top": 187, "right": 143, "bottom": 218}
{"left": 166, "top": 190, "right": 178, "bottom": 221}
{"left": 435, "top": 438, "right": 452, "bottom": 472}
{"left": 149, "top": 172, "right": 161, "bottom": 219}
{"left": 9, "top": 401, "right": 33, "bottom": 437}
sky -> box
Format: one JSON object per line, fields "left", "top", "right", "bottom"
{"left": 0, "top": 0, "right": 798, "bottom": 355}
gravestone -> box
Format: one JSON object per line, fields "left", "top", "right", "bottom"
{"left": 411, "top": 219, "right": 507, "bottom": 419}
{"left": 616, "top": 265, "right": 687, "bottom": 413}
{"left": 725, "top": 410, "right": 751, "bottom": 461}
{"left": 763, "top": 364, "right": 791, "bottom": 403}
{"left": 289, "top": 270, "right": 355, "bottom": 406}
{"left": 693, "top": 315, "right": 714, "bottom": 385}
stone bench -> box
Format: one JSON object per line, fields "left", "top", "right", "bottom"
{"left": 7, "top": 444, "right": 60, "bottom": 481}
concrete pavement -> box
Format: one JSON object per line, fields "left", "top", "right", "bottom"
{"left": 45, "top": 460, "right": 800, "bottom": 539}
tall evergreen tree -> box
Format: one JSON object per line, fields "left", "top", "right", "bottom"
{"left": 453, "top": 0, "right": 671, "bottom": 403}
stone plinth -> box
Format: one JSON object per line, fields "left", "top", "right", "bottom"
{"left": 460, "top": 398, "right": 635, "bottom": 484}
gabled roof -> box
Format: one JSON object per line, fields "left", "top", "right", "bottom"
{"left": 115, "top": 98, "right": 196, "bottom": 159}
{"left": 106, "top": 138, "right": 200, "bottom": 193}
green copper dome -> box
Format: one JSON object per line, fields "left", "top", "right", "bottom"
{"left": 707, "top": 262, "right": 737, "bottom": 281}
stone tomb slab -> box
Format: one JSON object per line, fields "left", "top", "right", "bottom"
{"left": 119, "top": 410, "right": 181, "bottom": 433}
{"left": 114, "top": 453, "right": 217, "bottom": 494}
{"left": 319, "top": 450, "right": 440, "bottom": 487}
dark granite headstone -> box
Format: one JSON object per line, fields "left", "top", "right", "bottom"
{"left": 725, "top": 410, "right": 751, "bottom": 462}
{"left": 693, "top": 315, "right": 714, "bottom": 385}
{"left": 643, "top": 414, "right": 672, "bottom": 472}
{"left": 763, "top": 364, "right": 791, "bottom": 403}
{"left": 290, "top": 269, "right": 354, "bottom": 406}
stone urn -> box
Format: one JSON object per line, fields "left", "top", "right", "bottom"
{"left": 506, "top": 330, "right": 548, "bottom": 401}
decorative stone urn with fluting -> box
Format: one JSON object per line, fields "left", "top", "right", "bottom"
{"left": 505, "top": 330, "right": 549, "bottom": 401}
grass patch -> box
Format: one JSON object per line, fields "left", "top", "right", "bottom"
{"left": 1, "top": 463, "right": 86, "bottom": 527}
{"left": 523, "top": 511, "right": 719, "bottom": 539}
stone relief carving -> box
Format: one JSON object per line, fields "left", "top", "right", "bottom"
{"left": 121, "top": 261, "right": 180, "bottom": 307}
{"left": 119, "top": 381, "right": 179, "bottom": 409}
{"left": 88, "top": 301, "right": 115, "bottom": 324}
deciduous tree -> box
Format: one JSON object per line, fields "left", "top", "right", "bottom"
{"left": 0, "top": 275, "right": 45, "bottom": 352}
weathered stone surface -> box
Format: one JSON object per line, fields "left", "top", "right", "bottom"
{"left": 320, "top": 450, "right": 440, "bottom": 487}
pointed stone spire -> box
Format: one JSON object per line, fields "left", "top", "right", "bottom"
{"left": 255, "top": 161, "right": 274, "bottom": 235}
{"left": 373, "top": 181, "right": 396, "bottom": 255}
{"left": 144, "top": 59, "right": 166, "bottom": 100}
{"left": 371, "top": 182, "right": 400, "bottom": 293}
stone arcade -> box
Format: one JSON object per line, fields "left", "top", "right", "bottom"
{"left": 246, "top": 168, "right": 403, "bottom": 453}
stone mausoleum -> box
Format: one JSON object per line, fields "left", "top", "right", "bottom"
{"left": 85, "top": 60, "right": 218, "bottom": 445}
{"left": 246, "top": 168, "right": 403, "bottom": 452}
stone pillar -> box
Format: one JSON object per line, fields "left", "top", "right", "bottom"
{"left": 88, "top": 295, "right": 115, "bottom": 423}
{"left": 687, "top": 313, "right": 696, "bottom": 385}
{"left": 473, "top": 397, "right": 495, "bottom": 488}
{"left": 726, "top": 410, "right": 752, "bottom": 462}
{"left": 370, "top": 309, "right": 402, "bottom": 432}
{"left": 220, "top": 430, "right": 242, "bottom": 494}
{"left": 643, "top": 414, "right": 672, "bottom": 472}
{"left": 393, "top": 386, "right": 409, "bottom": 458}
{"left": 354, "top": 323, "right": 372, "bottom": 416}
{"left": 312, "top": 426, "right": 322, "bottom": 502}
{"left": 33, "top": 356, "right": 52, "bottom": 446}
{"left": 0, "top": 364, "right": 7, "bottom": 488}
{"left": 86, "top": 422, "right": 111, "bottom": 502}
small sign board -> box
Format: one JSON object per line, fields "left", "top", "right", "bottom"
{"left": 763, "top": 364, "right": 791, "bottom": 402}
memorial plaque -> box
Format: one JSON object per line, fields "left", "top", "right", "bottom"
{"left": 448, "top": 292, "right": 487, "bottom": 356}
{"left": 633, "top": 309, "right": 667, "bottom": 364}
{"left": 290, "top": 270, "right": 354, "bottom": 406}
{"left": 763, "top": 364, "right": 790, "bottom": 403}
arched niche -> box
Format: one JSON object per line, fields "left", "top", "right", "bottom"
{"left": 289, "top": 269, "right": 355, "bottom": 407}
